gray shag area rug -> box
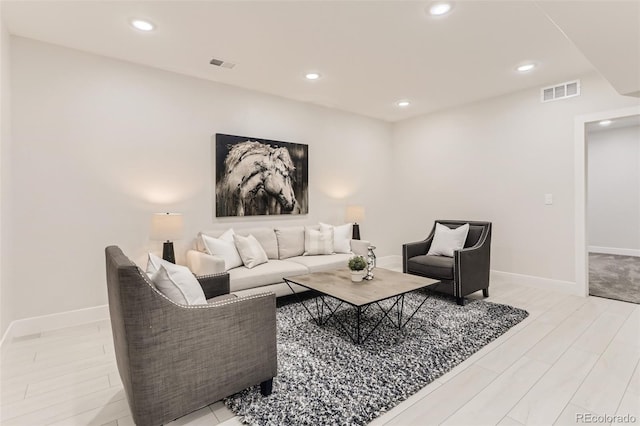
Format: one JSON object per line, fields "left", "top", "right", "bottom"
{"left": 225, "top": 290, "right": 529, "bottom": 426}
{"left": 589, "top": 253, "right": 640, "bottom": 304}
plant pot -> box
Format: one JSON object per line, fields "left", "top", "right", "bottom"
{"left": 350, "top": 270, "right": 364, "bottom": 282}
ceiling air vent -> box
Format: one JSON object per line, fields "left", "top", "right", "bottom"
{"left": 541, "top": 80, "right": 580, "bottom": 103}
{"left": 209, "top": 58, "right": 236, "bottom": 69}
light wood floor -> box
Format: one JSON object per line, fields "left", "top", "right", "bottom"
{"left": 1, "top": 267, "right": 638, "bottom": 425}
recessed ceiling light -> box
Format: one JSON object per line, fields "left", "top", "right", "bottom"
{"left": 305, "top": 73, "right": 320, "bottom": 80}
{"left": 516, "top": 63, "right": 536, "bottom": 72}
{"left": 429, "top": 2, "right": 453, "bottom": 16}
{"left": 599, "top": 120, "right": 612, "bottom": 126}
{"left": 131, "top": 19, "right": 155, "bottom": 32}
{"left": 397, "top": 100, "right": 410, "bottom": 107}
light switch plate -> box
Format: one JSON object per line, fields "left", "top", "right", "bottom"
{"left": 544, "top": 193, "right": 553, "bottom": 205}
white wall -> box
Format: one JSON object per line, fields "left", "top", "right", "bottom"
{"left": 0, "top": 15, "right": 12, "bottom": 337}
{"left": 391, "top": 72, "right": 639, "bottom": 283}
{"left": 9, "top": 37, "right": 393, "bottom": 321}
{"left": 587, "top": 125, "right": 640, "bottom": 254}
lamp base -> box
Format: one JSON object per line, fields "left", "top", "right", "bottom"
{"left": 352, "top": 223, "right": 361, "bottom": 240}
{"left": 162, "top": 241, "right": 176, "bottom": 264}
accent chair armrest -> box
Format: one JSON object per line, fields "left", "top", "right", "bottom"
{"left": 197, "top": 273, "right": 230, "bottom": 299}
{"left": 402, "top": 237, "right": 433, "bottom": 273}
{"left": 350, "top": 239, "right": 371, "bottom": 257}
{"left": 187, "top": 250, "right": 226, "bottom": 276}
{"left": 454, "top": 228, "right": 491, "bottom": 296}
{"left": 124, "top": 291, "right": 277, "bottom": 425}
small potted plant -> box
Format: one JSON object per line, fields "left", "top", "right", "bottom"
{"left": 348, "top": 256, "right": 367, "bottom": 282}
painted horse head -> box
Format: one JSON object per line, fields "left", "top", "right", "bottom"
{"left": 217, "top": 141, "right": 298, "bottom": 216}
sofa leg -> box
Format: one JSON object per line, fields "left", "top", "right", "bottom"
{"left": 260, "top": 379, "right": 273, "bottom": 396}
{"left": 483, "top": 288, "right": 489, "bottom": 297}
{"left": 456, "top": 297, "right": 466, "bottom": 306}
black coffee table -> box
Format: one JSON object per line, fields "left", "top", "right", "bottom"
{"left": 284, "top": 268, "right": 439, "bottom": 344}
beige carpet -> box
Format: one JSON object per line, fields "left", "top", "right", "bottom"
{"left": 589, "top": 253, "right": 640, "bottom": 304}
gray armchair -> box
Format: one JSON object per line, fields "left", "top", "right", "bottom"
{"left": 402, "top": 220, "right": 492, "bottom": 306}
{"left": 105, "top": 246, "right": 277, "bottom": 426}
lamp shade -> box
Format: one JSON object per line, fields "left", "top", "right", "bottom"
{"left": 346, "top": 205, "right": 365, "bottom": 223}
{"left": 150, "top": 213, "right": 184, "bottom": 241}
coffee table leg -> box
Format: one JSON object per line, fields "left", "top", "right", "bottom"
{"left": 284, "top": 279, "right": 322, "bottom": 326}
{"left": 357, "top": 306, "right": 362, "bottom": 344}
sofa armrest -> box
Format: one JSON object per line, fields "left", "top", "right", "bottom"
{"left": 197, "top": 273, "right": 230, "bottom": 299}
{"left": 350, "top": 239, "right": 371, "bottom": 257}
{"left": 187, "top": 250, "right": 226, "bottom": 276}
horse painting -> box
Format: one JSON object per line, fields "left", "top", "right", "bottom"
{"left": 215, "top": 137, "right": 308, "bottom": 217}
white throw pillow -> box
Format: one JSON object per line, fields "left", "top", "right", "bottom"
{"left": 320, "top": 222, "right": 352, "bottom": 254}
{"left": 427, "top": 223, "right": 470, "bottom": 257}
{"left": 146, "top": 252, "right": 167, "bottom": 276}
{"left": 201, "top": 229, "right": 243, "bottom": 271}
{"left": 233, "top": 234, "right": 269, "bottom": 269}
{"left": 304, "top": 227, "right": 334, "bottom": 255}
{"left": 150, "top": 264, "right": 207, "bottom": 305}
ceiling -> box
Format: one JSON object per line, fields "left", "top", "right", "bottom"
{"left": 586, "top": 114, "right": 640, "bottom": 133}
{"left": 2, "top": 1, "right": 638, "bottom": 122}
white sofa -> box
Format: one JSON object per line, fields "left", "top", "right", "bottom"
{"left": 187, "top": 225, "right": 370, "bottom": 297}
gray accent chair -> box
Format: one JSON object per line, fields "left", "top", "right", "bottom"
{"left": 105, "top": 246, "right": 277, "bottom": 426}
{"left": 402, "top": 220, "right": 492, "bottom": 306}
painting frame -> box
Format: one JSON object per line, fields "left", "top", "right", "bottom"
{"left": 215, "top": 133, "right": 309, "bottom": 217}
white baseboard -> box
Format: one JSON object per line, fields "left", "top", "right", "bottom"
{"left": 490, "top": 270, "right": 580, "bottom": 296}
{"left": 588, "top": 246, "right": 640, "bottom": 257}
{"left": 377, "top": 255, "right": 402, "bottom": 269}
{"left": 0, "top": 305, "right": 109, "bottom": 347}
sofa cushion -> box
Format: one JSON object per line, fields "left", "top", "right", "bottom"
{"left": 236, "top": 227, "right": 279, "bottom": 259}
{"left": 233, "top": 234, "right": 269, "bottom": 269}
{"left": 427, "top": 223, "right": 469, "bottom": 257}
{"left": 275, "top": 226, "right": 305, "bottom": 259}
{"left": 287, "top": 253, "right": 351, "bottom": 273}
{"left": 228, "top": 260, "right": 309, "bottom": 292}
{"left": 407, "top": 255, "right": 454, "bottom": 280}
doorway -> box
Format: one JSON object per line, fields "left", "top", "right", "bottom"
{"left": 585, "top": 116, "right": 640, "bottom": 303}
{"left": 574, "top": 105, "right": 640, "bottom": 298}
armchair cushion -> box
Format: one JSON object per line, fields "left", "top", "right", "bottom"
{"left": 427, "top": 223, "right": 469, "bottom": 257}
{"left": 407, "top": 255, "right": 454, "bottom": 280}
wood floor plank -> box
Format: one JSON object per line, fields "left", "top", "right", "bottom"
{"left": 2, "top": 376, "right": 111, "bottom": 421}
{"left": 383, "top": 365, "right": 497, "bottom": 425}
{"left": 475, "top": 321, "right": 555, "bottom": 374}
{"left": 165, "top": 406, "right": 218, "bottom": 426}
{"left": 525, "top": 299, "right": 608, "bottom": 365}
{"left": 508, "top": 348, "right": 600, "bottom": 425}
{"left": 571, "top": 337, "right": 640, "bottom": 416}
{"left": 441, "top": 357, "right": 550, "bottom": 425}
{"left": 1, "top": 387, "right": 125, "bottom": 426}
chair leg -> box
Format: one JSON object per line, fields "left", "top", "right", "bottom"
{"left": 483, "top": 288, "right": 489, "bottom": 297}
{"left": 260, "top": 379, "right": 273, "bottom": 396}
{"left": 456, "top": 297, "right": 466, "bottom": 306}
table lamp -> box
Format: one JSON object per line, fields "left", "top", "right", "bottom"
{"left": 150, "top": 213, "right": 184, "bottom": 263}
{"left": 346, "top": 205, "right": 365, "bottom": 240}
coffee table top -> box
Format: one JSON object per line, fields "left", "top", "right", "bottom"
{"left": 284, "top": 268, "right": 439, "bottom": 307}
